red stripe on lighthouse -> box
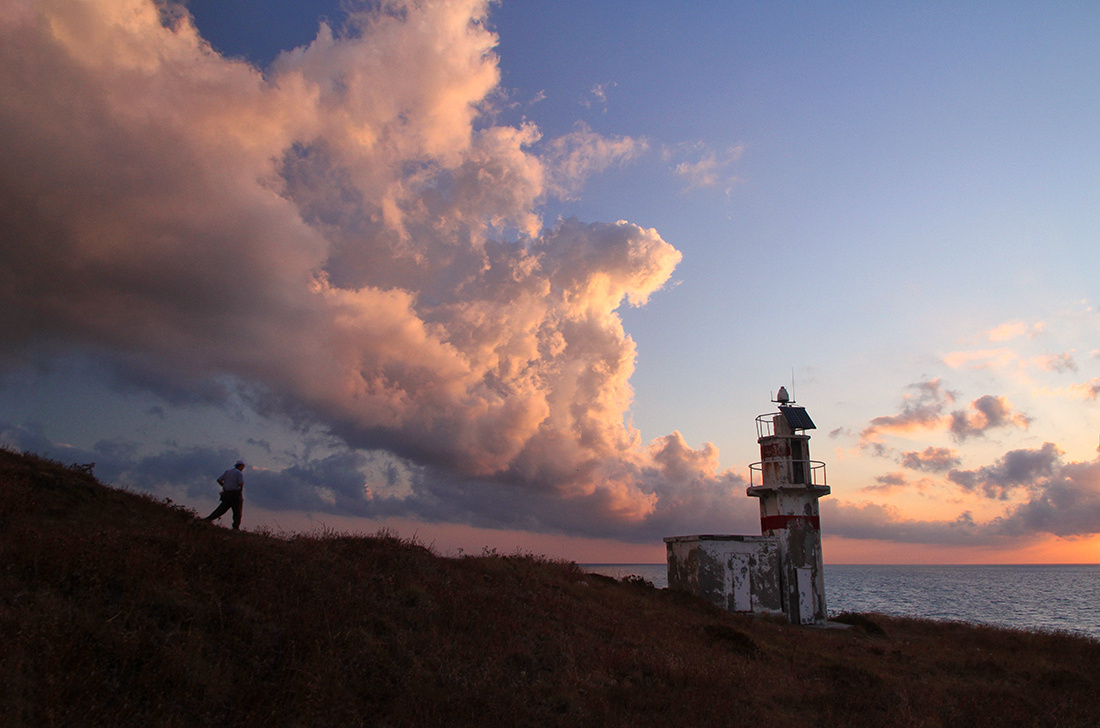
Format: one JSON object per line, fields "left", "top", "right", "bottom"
{"left": 760, "top": 515, "right": 820, "bottom": 531}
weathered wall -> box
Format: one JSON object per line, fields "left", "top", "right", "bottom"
{"left": 664, "top": 536, "right": 782, "bottom": 615}
{"left": 759, "top": 434, "right": 810, "bottom": 485}
{"left": 750, "top": 488, "right": 828, "bottom": 623}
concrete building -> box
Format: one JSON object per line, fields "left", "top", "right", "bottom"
{"left": 665, "top": 388, "right": 831, "bottom": 624}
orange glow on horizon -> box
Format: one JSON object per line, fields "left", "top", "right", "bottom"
{"left": 823, "top": 534, "right": 1100, "bottom": 565}
{"left": 242, "top": 503, "right": 1100, "bottom": 566}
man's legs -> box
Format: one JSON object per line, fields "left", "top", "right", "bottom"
{"left": 204, "top": 490, "right": 242, "bottom": 526}
{"left": 229, "top": 491, "right": 243, "bottom": 530}
{"left": 203, "top": 496, "right": 231, "bottom": 522}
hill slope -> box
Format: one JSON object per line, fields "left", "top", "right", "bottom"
{"left": 2, "top": 449, "right": 1098, "bottom": 727}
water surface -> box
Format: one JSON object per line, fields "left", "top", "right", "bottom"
{"left": 582, "top": 563, "right": 1100, "bottom": 639}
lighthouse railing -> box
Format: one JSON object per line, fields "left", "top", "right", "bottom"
{"left": 748, "top": 459, "right": 827, "bottom": 488}
{"left": 756, "top": 413, "right": 779, "bottom": 439}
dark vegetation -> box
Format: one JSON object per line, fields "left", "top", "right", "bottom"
{"left": 3, "top": 448, "right": 1099, "bottom": 727}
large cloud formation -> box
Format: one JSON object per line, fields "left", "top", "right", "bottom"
{"left": 0, "top": 0, "right": 758, "bottom": 539}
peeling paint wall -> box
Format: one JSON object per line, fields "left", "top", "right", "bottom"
{"left": 752, "top": 485, "right": 829, "bottom": 622}
{"left": 664, "top": 536, "right": 783, "bottom": 615}
{"left": 759, "top": 433, "right": 810, "bottom": 485}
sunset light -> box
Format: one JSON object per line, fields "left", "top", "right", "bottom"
{"left": 2, "top": 0, "right": 1098, "bottom": 566}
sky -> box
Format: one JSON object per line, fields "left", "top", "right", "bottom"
{"left": 2, "top": 0, "right": 1099, "bottom": 564}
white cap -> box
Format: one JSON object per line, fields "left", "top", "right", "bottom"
{"left": 235, "top": 460, "right": 246, "bottom": 467}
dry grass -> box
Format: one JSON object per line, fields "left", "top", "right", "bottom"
{"left": 2, "top": 448, "right": 1098, "bottom": 727}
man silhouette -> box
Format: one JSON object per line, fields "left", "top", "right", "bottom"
{"left": 203, "top": 460, "right": 245, "bottom": 530}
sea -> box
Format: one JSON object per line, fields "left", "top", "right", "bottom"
{"left": 581, "top": 563, "right": 1100, "bottom": 641}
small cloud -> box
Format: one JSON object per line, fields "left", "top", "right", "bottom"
{"left": 862, "top": 470, "right": 944, "bottom": 495}
{"left": 581, "top": 81, "right": 615, "bottom": 110}
{"left": 1034, "top": 376, "right": 1100, "bottom": 401}
{"left": 985, "top": 320, "right": 1044, "bottom": 342}
{"left": 1068, "top": 378, "right": 1100, "bottom": 400}
{"left": 900, "top": 446, "right": 961, "bottom": 473}
{"left": 862, "top": 471, "right": 908, "bottom": 493}
{"left": 948, "top": 395, "right": 1031, "bottom": 441}
{"left": 942, "top": 348, "right": 1016, "bottom": 371}
{"left": 542, "top": 121, "right": 647, "bottom": 198}
{"left": 953, "top": 511, "right": 976, "bottom": 527}
{"left": 665, "top": 142, "right": 744, "bottom": 194}
{"left": 1032, "top": 352, "right": 1077, "bottom": 373}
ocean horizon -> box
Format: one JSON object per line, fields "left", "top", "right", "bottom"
{"left": 582, "top": 563, "right": 1100, "bottom": 640}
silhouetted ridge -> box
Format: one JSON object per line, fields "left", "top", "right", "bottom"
{"left": 2, "top": 448, "right": 1098, "bottom": 727}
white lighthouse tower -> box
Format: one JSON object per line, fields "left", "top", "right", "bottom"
{"left": 747, "top": 387, "right": 830, "bottom": 624}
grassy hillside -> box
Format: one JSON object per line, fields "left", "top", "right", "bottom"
{"left": 2, "top": 448, "right": 1098, "bottom": 727}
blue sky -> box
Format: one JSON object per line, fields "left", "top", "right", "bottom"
{"left": 2, "top": 0, "right": 1099, "bottom": 562}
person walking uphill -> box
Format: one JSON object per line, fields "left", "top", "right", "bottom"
{"left": 203, "top": 460, "right": 246, "bottom": 529}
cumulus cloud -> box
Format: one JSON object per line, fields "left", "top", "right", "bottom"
{"left": 0, "top": 0, "right": 738, "bottom": 541}
{"left": 994, "top": 459, "right": 1100, "bottom": 537}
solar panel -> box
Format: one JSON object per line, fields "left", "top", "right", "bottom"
{"left": 780, "top": 406, "right": 816, "bottom": 430}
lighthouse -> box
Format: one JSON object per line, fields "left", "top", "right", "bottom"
{"left": 665, "top": 388, "right": 831, "bottom": 625}
{"left": 747, "top": 387, "right": 830, "bottom": 624}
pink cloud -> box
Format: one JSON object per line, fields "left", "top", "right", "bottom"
{"left": 0, "top": 0, "right": 732, "bottom": 539}
{"left": 858, "top": 379, "right": 955, "bottom": 448}
{"left": 941, "top": 348, "right": 1016, "bottom": 370}
{"left": 543, "top": 121, "right": 647, "bottom": 199}
{"left": 1068, "top": 378, "right": 1100, "bottom": 400}
{"left": 985, "top": 320, "right": 1044, "bottom": 342}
